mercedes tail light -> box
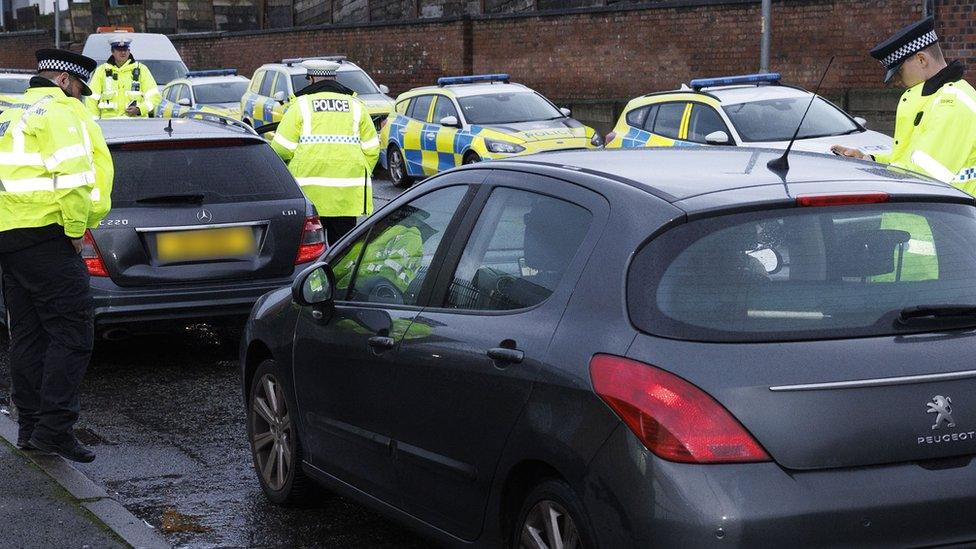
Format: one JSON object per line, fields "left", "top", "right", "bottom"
{"left": 295, "top": 215, "right": 326, "bottom": 265}
{"left": 590, "top": 354, "right": 770, "bottom": 464}
{"left": 81, "top": 230, "right": 109, "bottom": 277}
{"left": 796, "top": 192, "right": 889, "bottom": 207}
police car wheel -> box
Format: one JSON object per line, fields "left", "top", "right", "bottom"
{"left": 463, "top": 152, "right": 481, "bottom": 165}
{"left": 248, "top": 359, "right": 318, "bottom": 506}
{"left": 388, "top": 145, "right": 413, "bottom": 188}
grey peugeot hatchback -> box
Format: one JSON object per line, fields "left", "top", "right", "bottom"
{"left": 241, "top": 147, "right": 976, "bottom": 547}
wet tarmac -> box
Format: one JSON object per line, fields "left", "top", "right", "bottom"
{"left": 0, "top": 179, "right": 432, "bottom": 548}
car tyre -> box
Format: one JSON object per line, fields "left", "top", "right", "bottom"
{"left": 388, "top": 145, "right": 414, "bottom": 188}
{"left": 247, "top": 358, "right": 316, "bottom": 506}
{"left": 512, "top": 479, "right": 595, "bottom": 549}
{"left": 463, "top": 152, "right": 482, "bottom": 165}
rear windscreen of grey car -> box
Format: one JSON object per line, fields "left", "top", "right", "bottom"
{"left": 629, "top": 203, "right": 976, "bottom": 342}
{"left": 110, "top": 140, "right": 302, "bottom": 207}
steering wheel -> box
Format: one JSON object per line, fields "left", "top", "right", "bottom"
{"left": 364, "top": 277, "right": 404, "bottom": 305}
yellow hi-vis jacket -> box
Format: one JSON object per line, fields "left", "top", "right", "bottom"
{"left": 88, "top": 58, "right": 160, "bottom": 119}
{"left": 0, "top": 86, "right": 106, "bottom": 238}
{"left": 67, "top": 98, "right": 113, "bottom": 228}
{"left": 271, "top": 92, "right": 380, "bottom": 218}
{"left": 874, "top": 72, "right": 976, "bottom": 194}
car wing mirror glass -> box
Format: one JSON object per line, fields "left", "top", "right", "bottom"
{"left": 854, "top": 116, "right": 868, "bottom": 128}
{"left": 292, "top": 262, "right": 336, "bottom": 306}
{"left": 746, "top": 247, "right": 783, "bottom": 275}
{"left": 559, "top": 107, "right": 572, "bottom": 117}
{"left": 705, "top": 130, "right": 732, "bottom": 145}
{"left": 439, "top": 115, "right": 459, "bottom": 128}
{"left": 177, "top": 98, "right": 191, "bottom": 107}
{"left": 378, "top": 84, "right": 390, "bottom": 95}
{"left": 273, "top": 91, "right": 287, "bottom": 103}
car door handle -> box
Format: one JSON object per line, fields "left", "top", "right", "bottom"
{"left": 487, "top": 347, "right": 524, "bottom": 364}
{"left": 368, "top": 336, "right": 396, "bottom": 351}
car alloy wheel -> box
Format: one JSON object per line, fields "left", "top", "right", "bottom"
{"left": 519, "top": 499, "right": 581, "bottom": 549}
{"left": 250, "top": 372, "right": 292, "bottom": 492}
{"left": 389, "top": 146, "right": 412, "bottom": 187}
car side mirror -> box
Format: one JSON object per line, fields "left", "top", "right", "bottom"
{"left": 559, "top": 107, "right": 572, "bottom": 117}
{"left": 273, "top": 91, "right": 287, "bottom": 103}
{"left": 177, "top": 98, "right": 191, "bottom": 107}
{"left": 379, "top": 84, "right": 390, "bottom": 94}
{"left": 439, "top": 115, "right": 460, "bottom": 128}
{"left": 292, "top": 262, "right": 336, "bottom": 307}
{"left": 705, "top": 130, "right": 733, "bottom": 145}
{"left": 854, "top": 116, "right": 868, "bottom": 128}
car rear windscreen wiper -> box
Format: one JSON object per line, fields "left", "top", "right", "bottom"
{"left": 135, "top": 193, "right": 206, "bottom": 204}
{"left": 897, "top": 305, "right": 976, "bottom": 325}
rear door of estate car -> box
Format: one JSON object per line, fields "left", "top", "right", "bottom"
{"left": 389, "top": 169, "right": 610, "bottom": 539}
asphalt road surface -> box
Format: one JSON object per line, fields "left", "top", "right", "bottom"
{"left": 0, "top": 177, "right": 432, "bottom": 548}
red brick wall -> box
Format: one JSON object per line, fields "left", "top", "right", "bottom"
{"left": 936, "top": 0, "right": 976, "bottom": 65}
{"left": 0, "top": 30, "right": 55, "bottom": 69}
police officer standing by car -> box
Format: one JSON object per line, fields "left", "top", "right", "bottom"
{"left": 0, "top": 49, "right": 113, "bottom": 463}
{"left": 832, "top": 16, "right": 976, "bottom": 193}
{"left": 271, "top": 59, "right": 379, "bottom": 245}
{"left": 87, "top": 36, "right": 161, "bottom": 119}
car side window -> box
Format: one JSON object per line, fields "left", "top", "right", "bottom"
{"left": 410, "top": 95, "right": 434, "bottom": 123}
{"left": 333, "top": 186, "right": 469, "bottom": 306}
{"left": 626, "top": 106, "right": 648, "bottom": 129}
{"left": 273, "top": 73, "right": 289, "bottom": 97}
{"left": 686, "top": 103, "right": 729, "bottom": 143}
{"left": 258, "top": 71, "right": 275, "bottom": 97}
{"left": 395, "top": 100, "right": 409, "bottom": 115}
{"left": 652, "top": 102, "right": 686, "bottom": 140}
{"left": 432, "top": 96, "right": 459, "bottom": 122}
{"left": 178, "top": 85, "right": 191, "bottom": 102}
{"left": 163, "top": 86, "right": 176, "bottom": 101}
{"left": 640, "top": 104, "right": 660, "bottom": 132}
{"left": 251, "top": 71, "right": 265, "bottom": 93}
{"left": 445, "top": 188, "right": 592, "bottom": 311}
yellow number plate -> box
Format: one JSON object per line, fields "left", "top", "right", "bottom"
{"left": 156, "top": 227, "right": 255, "bottom": 262}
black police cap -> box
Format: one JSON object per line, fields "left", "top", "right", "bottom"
{"left": 35, "top": 49, "right": 98, "bottom": 96}
{"left": 870, "top": 16, "right": 939, "bottom": 84}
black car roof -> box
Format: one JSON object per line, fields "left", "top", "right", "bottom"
{"left": 493, "top": 148, "right": 968, "bottom": 204}
{"left": 97, "top": 118, "right": 263, "bottom": 145}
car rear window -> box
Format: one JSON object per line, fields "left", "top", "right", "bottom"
{"left": 0, "top": 77, "right": 29, "bottom": 94}
{"left": 629, "top": 203, "right": 976, "bottom": 342}
{"left": 110, "top": 142, "right": 302, "bottom": 207}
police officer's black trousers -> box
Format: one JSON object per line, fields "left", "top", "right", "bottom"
{"left": 0, "top": 236, "right": 93, "bottom": 444}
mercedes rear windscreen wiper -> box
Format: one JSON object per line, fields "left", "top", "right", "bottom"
{"left": 135, "top": 193, "right": 206, "bottom": 204}
{"left": 897, "top": 305, "right": 976, "bottom": 325}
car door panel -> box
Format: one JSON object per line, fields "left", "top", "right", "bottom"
{"left": 391, "top": 172, "right": 609, "bottom": 539}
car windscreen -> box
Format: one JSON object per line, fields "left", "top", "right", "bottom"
{"left": 457, "top": 92, "right": 563, "bottom": 125}
{"left": 722, "top": 96, "right": 859, "bottom": 142}
{"left": 109, "top": 141, "right": 302, "bottom": 207}
{"left": 193, "top": 82, "right": 249, "bottom": 104}
{"left": 290, "top": 70, "right": 379, "bottom": 96}
{"left": 140, "top": 60, "right": 189, "bottom": 85}
{"left": 0, "top": 77, "right": 29, "bottom": 94}
{"left": 629, "top": 203, "right": 976, "bottom": 342}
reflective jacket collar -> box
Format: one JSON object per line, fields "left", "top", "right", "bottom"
{"left": 295, "top": 79, "right": 354, "bottom": 98}
{"left": 922, "top": 60, "right": 966, "bottom": 97}
{"left": 22, "top": 83, "right": 68, "bottom": 101}
{"left": 105, "top": 56, "right": 137, "bottom": 70}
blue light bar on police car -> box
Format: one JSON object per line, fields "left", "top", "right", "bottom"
{"left": 690, "top": 72, "right": 781, "bottom": 91}
{"left": 437, "top": 73, "right": 510, "bottom": 86}
{"left": 186, "top": 69, "right": 238, "bottom": 78}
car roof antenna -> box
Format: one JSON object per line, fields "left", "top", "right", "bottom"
{"left": 767, "top": 56, "right": 835, "bottom": 184}
{"left": 164, "top": 119, "right": 173, "bottom": 136}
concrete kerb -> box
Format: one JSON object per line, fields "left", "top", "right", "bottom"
{"left": 0, "top": 410, "right": 170, "bottom": 549}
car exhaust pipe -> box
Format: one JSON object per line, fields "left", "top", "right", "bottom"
{"left": 101, "top": 328, "right": 131, "bottom": 341}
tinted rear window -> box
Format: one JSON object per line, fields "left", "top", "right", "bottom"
{"left": 110, "top": 142, "right": 301, "bottom": 206}
{"left": 629, "top": 203, "right": 976, "bottom": 342}
{"left": 0, "top": 77, "right": 29, "bottom": 94}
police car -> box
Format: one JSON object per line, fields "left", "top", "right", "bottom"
{"left": 0, "top": 69, "right": 32, "bottom": 111}
{"left": 240, "top": 56, "right": 394, "bottom": 132}
{"left": 379, "top": 74, "right": 603, "bottom": 187}
{"left": 606, "top": 73, "right": 892, "bottom": 155}
{"left": 155, "top": 69, "right": 249, "bottom": 119}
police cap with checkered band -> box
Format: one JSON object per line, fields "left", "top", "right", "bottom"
{"left": 870, "top": 16, "right": 939, "bottom": 84}
{"left": 35, "top": 48, "right": 98, "bottom": 96}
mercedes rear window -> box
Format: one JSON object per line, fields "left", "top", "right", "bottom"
{"left": 722, "top": 96, "right": 858, "bottom": 142}
{"left": 629, "top": 203, "right": 976, "bottom": 342}
{"left": 110, "top": 141, "right": 301, "bottom": 207}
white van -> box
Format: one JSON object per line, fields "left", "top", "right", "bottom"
{"left": 82, "top": 32, "right": 189, "bottom": 85}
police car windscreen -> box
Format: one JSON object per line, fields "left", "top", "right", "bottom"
{"left": 140, "top": 60, "right": 188, "bottom": 85}
{"left": 629, "top": 203, "right": 976, "bottom": 343}
{"left": 722, "top": 96, "right": 859, "bottom": 142}
{"left": 290, "top": 70, "right": 379, "bottom": 95}
{"left": 458, "top": 92, "right": 563, "bottom": 125}
{"left": 195, "top": 82, "right": 249, "bottom": 104}
{"left": 0, "top": 78, "right": 29, "bottom": 94}
{"left": 110, "top": 142, "right": 302, "bottom": 206}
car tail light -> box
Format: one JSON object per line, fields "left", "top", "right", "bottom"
{"left": 81, "top": 230, "right": 109, "bottom": 277}
{"left": 295, "top": 215, "right": 326, "bottom": 265}
{"left": 605, "top": 131, "right": 616, "bottom": 144}
{"left": 590, "top": 354, "right": 770, "bottom": 464}
{"left": 796, "top": 192, "right": 889, "bottom": 207}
